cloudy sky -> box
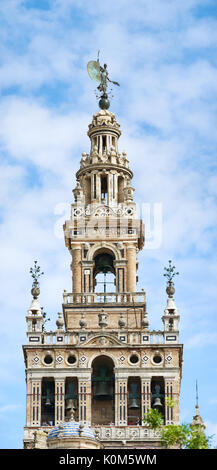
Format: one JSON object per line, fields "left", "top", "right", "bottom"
{"left": 0, "top": 0, "right": 217, "bottom": 448}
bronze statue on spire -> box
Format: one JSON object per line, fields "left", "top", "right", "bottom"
{"left": 87, "top": 51, "right": 120, "bottom": 110}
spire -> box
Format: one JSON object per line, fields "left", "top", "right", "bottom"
{"left": 191, "top": 380, "right": 206, "bottom": 430}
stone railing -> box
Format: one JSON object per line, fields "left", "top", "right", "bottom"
{"left": 27, "top": 328, "right": 179, "bottom": 345}
{"left": 92, "top": 425, "right": 160, "bottom": 442}
{"left": 63, "top": 291, "right": 146, "bottom": 305}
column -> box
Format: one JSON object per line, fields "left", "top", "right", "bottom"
{"left": 126, "top": 244, "right": 137, "bottom": 292}
{"left": 82, "top": 262, "right": 94, "bottom": 294}
{"left": 55, "top": 378, "right": 65, "bottom": 424}
{"left": 116, "top": 379, "right": 127, "bottom": 425}
{"left": 27, "top": 378, "right": 41, "bottom": 426}
{"left": 165, "top": 378, "right": 176, "bottom": 425}
{"left": 91, "top": 172, "right": 101, "bottom": 202}
{"left": 141, "top": 378, "right": 151, "bottom": 425}
{"left": 165, "top": 378, "right": 180, "bottom": 425}
{"left": 78, "top": 376, "right": 91, "bottom": 425}
{"left": 72, "top": 246, "right": 82, "bottom": 293}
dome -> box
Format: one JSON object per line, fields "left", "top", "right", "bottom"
{"left": 47, "top": 421, "right": 96, "bottom": 441}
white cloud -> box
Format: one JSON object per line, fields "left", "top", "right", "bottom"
{"left": 185, "top": 332, "right": 217, "bottom": 349}
{"left": 0, "top": 0, "right": 216, "bottom": 448}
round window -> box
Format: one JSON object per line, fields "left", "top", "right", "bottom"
{"left": 129, "top": 354, "right": 139, "bottom": 364}
{"left": 153, "top": 354, "right": 162, "bottom": 364}
{"left": 44, "top": 354, "right": 53, "bottom": 365}
{"left": 67, "top": 354, "right": 77, "bottom": 365}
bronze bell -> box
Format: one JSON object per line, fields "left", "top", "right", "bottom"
{"left": 129, "top": 383, "right": 139, "bottom": 409}
{"left": 65, "top": 399, "right": 74, "bottom": 411}
{"left": 94, "top": 381, "right": 112, "bottom": 400}
{"left": 129, "top": 398, "right": 140, "bottom": 409}
{"left": 152, "top": 397, "right": 163, "bottom": 409}
{"left": 45, "top": 397, "right": 52, "bottom": 407}
{"left": 45, "top": 389, "right": 52, "bottom": 406}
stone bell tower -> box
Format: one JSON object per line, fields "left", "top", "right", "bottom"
{"left": 23, "top": 60, "right": 183, "bottom": 449}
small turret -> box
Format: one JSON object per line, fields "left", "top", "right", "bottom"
{"left": 26, "top": 261, "right": 44, "bottom": 342}
{"left": 162, "top": 260, "right": 180, "bottom": 343}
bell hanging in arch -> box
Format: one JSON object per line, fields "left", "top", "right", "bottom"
{"left": 129, "top": 398, "right": 140, "bottom": 409}
{"left": 129, "top": 383, "right": 140, "bottom": 409}
{"left": 94, "top": 381, "right": 112, "bottom": 400}
{"left": 152, "top": 397, "right": 163, "bottom": 409}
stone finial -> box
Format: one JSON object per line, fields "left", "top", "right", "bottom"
{"left": 118, "top": 312, "right": 126, "bottom": 329}
{"left": 69, "top": 407, "right": 76, "bottom": 422}
{"left": 98, "top": 309, "right": 108, "bottom": 329}
{"left": 142, "top": 312, "right": 150, "bottom": 330}
{"left": 79, "top": 423, "right": 85, "bottom": 436}
{"left": 79, "top": 311, "right": 87, "bottom": 329}
{"left": 56, "top": 311, "right": 64, "bottom": 331}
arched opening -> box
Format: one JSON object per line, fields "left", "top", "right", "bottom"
{"left": 127, "top": 377, "right": 141, "bottom": 425}
{"left": 151, "top": 376, "right": 165, "bottom": 423}
{"left": 65, "top": 377, "right": 78, "bottom": 421}
{"left": 41, "top": 378, "right": 55, "bottom": 426}
{"left": 93, "top": 251, "right": 116, "bottom": 294}
{"left": 118, "top": 175, "right": 125, "bottom": 203}
{"left": 91, "top": 355, "right": 115, "bottom": 425}
{"left": 101, "top": 175, "right": 108, "bottom": 204}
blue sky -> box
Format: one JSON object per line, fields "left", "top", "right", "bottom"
{"left": 0, "top": 0, "right": 217, "bottom": 448}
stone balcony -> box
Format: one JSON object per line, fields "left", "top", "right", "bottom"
{"left": 63, "top": 291, "right": 146, "bottom": 305}
{"left": 92, "top": 425, "right": 160, "bottom": 443}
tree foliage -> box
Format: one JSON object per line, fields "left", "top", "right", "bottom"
{"left": 143, "top": 408, "right": 164, "bottom": 430}
{"left": 143, "top": 408, "right": 212, "bottom": 449}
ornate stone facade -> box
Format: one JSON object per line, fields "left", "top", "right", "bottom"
{"left": 23, "top": 108, "right": 183, "bottom": 449}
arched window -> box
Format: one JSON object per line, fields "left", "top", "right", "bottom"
{"left": 91, "top": 356, "right": 115, "bottom": 425}
{"left": 93, "top": 251, "right": 116, "bottom": 294}
{"left": 65, "top": 378, "right": 78, "bottom": 421}
{"left": 41, "top": 378, "right": 55, "bottom": 426}
{"left": 151, "top": 376, "right": 165, "bottom": 423}
{"left": 128, "top": 377, "right": 141, "bottom": 425}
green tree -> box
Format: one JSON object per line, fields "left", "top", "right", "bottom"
{"left": 187, "top": 426, "right": 211, "bottom": 449}
{"left": 161, "top": 423, "right": 191, "bottom": 448}
{"left": 143, "top": 408, "right": 212, "bottom": 449}
{"left": 143, "top": 408, "right": 164, "bottom": 430}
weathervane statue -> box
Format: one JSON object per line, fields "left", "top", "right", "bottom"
{"left": 87, "top": 51, "right": 120, "bottom": 110}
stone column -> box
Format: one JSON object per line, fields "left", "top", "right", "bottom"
{"left": 115, "top": 379, "right": 128, "bottom": 425}
{"left": 126, "top": 244, "right": 137, "bottom": 292}
{"left": 78, "top": 376, "right": 91, "bottom": 425}
{"left": 72, "top": 246, "right": 82, "bottom": 293}
{"left": 165, "top": 378, "right": 179, "bottom": 425}
{"left": 91, "top": 172, "right": 101, "bottom": 202}
{"left": 27, "top": 378, "right": 41, "bottom": 426}
{"left": 141, "top": 378, "right": 151, "bottom": 425}
{"left": 55, "top": 378, "right": 65, "bottom": 424}
{"left": 165, "top": 378, "right": 180, "bottom": 425}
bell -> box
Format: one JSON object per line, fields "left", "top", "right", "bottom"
{"left": 94, "top": 382, "right": 112, "bottom": 400}
{"left": 129, "top": 398, "right": 140, "bottom": 409}
{"left": 152, "top": 397, "right": 163, "bottom": 409}
{"left": 97, "top": 255, "right": 113, "bottom": 274}
{"left": 129, "top": 383, "right": 139, "bottom": 409}
{"left": 65, "top": 399, "right": 74, "bottom": 411}
{"left": 44, "top": 388, "right": 52, "bottom": 407}
{"left": 45, "top": 397, "right": 51, "bottom": 407}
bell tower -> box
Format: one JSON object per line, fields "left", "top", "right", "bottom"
{"left": 23, "top": 59, "right": 183, "bottom": 449}
{"left": 64, "top": 108, "right": 143, "bottom": 300}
